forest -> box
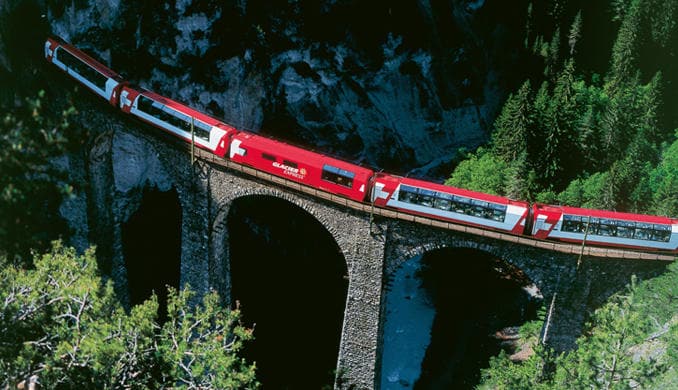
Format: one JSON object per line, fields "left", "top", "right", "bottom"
{"left": 447, "top": 0, "right": 678, "bottom": 218}
{"left": 0, "top": 0, "right": 676, "bottom": 388}
{"left": 463, "top": 0, "right": 678, "bottom": 388}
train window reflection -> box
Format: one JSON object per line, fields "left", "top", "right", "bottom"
{"left": 396, "top": 185, "right": 507, "bottom": 222}
{"left": 434, "top": 198, "right": 451, "bottom": 211}
{"left": 561, "top": 214, "right": 672, "bottom": 242}
{"left": 322, "top": 165, "right": 355, "bottom": 188}
{"left": 56, "top": 47, "right": 108, "bottom": 92}
{"left": 136, "top": 96, "right": 210, "bottom": 140}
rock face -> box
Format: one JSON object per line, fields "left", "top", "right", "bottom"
{"left": 45, "top": 0, "right": 529, "bottom": 179}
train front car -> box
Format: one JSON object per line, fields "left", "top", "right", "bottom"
{"left": 371, "top": 174, "right": 530, "bottom": 234}
{"left": 119, "top": 87, "right": 235, "bottom": 158}
{"left": 45, "top": 37, "right": 125, "bottom": 106}
{"left": 229, "top": 132, "right": 373, "bottom": 202}
{"left": 531, "top": 204, "right": 678, "bottom": 252}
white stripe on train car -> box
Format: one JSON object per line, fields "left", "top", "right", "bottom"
{"left": 385, "top": 186, "right": 526, "bottom": 232}
{"left": 105, "top": 78, "right": 119, "bottom": 102}
{"left": 130, "top": 104, "right": 213, "bottom": 151}
{"left": 385, "top": 197, "right": 526, "bottom": 232}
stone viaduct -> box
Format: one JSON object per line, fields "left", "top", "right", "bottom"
{"left": 70, "top": 118, "right": 672, "bottom": 389}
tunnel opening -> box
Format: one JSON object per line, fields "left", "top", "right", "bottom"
{"left": 381, "top": 247, "right": 542, "bottom": 389}
{"left": 122, "top": 186, "right": 182, "bottom": 323}
{"left": 227, "top": 195, "right": 349, "bottom": 389}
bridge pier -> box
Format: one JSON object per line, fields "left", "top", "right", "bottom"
{"left": 335, "top": 222, "right": 386, "bottom": 389}
{"left": 77, "top": 113, "right": 673, "bottom": 390}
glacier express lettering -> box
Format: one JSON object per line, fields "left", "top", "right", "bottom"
{"left": 272, "top": 162, "right": 306, "bottom": 179}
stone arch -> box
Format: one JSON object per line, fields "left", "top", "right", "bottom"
{"left": 208, "top": 185, "right": 355, "bottom": 303}
{"left": 210, "top": 184, "right": 359, "bottom": 388}
{"left": 384, "top": 222, "right": 549, "bottom": 296}
{"left": 390, "top": 240, "right": 540, "bottom": 291}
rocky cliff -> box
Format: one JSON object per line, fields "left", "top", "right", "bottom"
{"left": 46, "top": 0, "right": 529, "bottom": 178}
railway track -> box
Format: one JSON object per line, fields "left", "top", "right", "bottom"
{"left": 190, "top": 145, "right": 676, "bottom": 262}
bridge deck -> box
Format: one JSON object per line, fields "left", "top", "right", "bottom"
{"left": 186, "top": 142, "right": 675, "bottom": 262}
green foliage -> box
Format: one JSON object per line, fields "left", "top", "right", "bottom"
{"left": 479, "top": 263, "right": 678, "bottom": 389}
{"left": 0, "top": 91, "right": 76, "bottom": 264}
{"left": 567, "top": 10, "right": 582, "bottom": 56}
{"left": 158, "top": 288, "right": 258, "bottom": 388}
{"left": 556, "top": 172, "right": 609, "bottom": 209}
{"left": 447, "top": 0, "right": 675, "bottom": 215}
{"left": 552, "top": 284, "right": 657, "bottom": 389}
{"left": 492, "top": 80, "right": 533, "bottom": 164}
{"left": 479, "top": 348, "right": 550, "bottom": 390}
{"left": 479, "top": 308, "right": 550, "bottom": 390}
{"left": 445, "top": 148, "right": 508, "bottom": 195}
{"left": 648, "top": 131, "right": 678, "bottom": 216}
{"left": 0, "top": 242, "right": 258, "bottom": 388}
{"left": 607, "top": 1, "right": 641, "bottom": 95}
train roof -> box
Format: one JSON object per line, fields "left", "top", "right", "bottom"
{"left": 234, "top": 131, "right": 374, "bottom": 177}
{"left": 380, "top": 174, "right": 528, "bottom": 206}
{"left": 535, "top": 203, "right": 677, "bottom": 224}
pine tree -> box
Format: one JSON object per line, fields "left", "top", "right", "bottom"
{"left": 505, "top": 151, "right": 538, "bottom": 201}
{"left": 537, "top": 59, "right": 580, "bottom": 189}
{"left": 568, "top": 10, "right": 583, "bottom": 56}
{"left": 607, "top": 2, "right": 641, "bottom": 96}
{"left": 492, "top": 80, "right": 533, "bottom": 164}
{"left": 545, "top": 27, "right": 561, "bottom": 78}
{"left": 528, "top": 81, "right": 551, "bottom": 183}
{"left": 649, "top": 132, "right": 678, "bottom": 217}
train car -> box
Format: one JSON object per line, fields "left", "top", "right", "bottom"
{"left": 44, "top": 37, "right": 125, "bottom": 105}
{"left": 119, "top": 86, "right": 236, "bottom": 158}
{"left": 229, "top": 132, "right": 374, "bottom": 201}
{"left": 371, "top": 174, "right": 530, "bottom": 234}
{"left": 531, "top": 203, "right": 678, "bottom": 252}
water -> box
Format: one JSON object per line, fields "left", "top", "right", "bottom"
{"left": 381, "top": 248, "right": 542, "bottom": 389}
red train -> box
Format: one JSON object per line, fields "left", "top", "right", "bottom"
{"left": 44, "top": 37, "right": 678, "bottom": 253}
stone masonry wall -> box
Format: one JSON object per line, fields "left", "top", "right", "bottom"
{"left": 64, "top": 113, "right": 670, "bottom": 388}
{"left": 205, "top": 164, "right": 387, "bottom": 389}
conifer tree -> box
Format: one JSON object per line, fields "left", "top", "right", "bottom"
{"left": 536, "top": 59, "right": 580, "bottom": 189}
{"left": 568, "top": 11, "right": 582, "bottom": 56}
{"left": 607, "top": 2, "right": 641, "bottom": 95}
{"left": 649, "top": 132, "right": 678, "bottom": 217}
{"left": 492, "top": 80, "right": 533, "bottom": 164}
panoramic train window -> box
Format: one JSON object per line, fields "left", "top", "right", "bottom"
{"left": 136, "top": 96, "right": 210, "bottom": 140}
{"left": 560, "top": 215, "right": 672, "bottom": 242}
{"left": 56, "top": 47, "right": 108, "bottom": 92}
{"left": 396, "top": 185, "right": 507, "bottom": 222}
{"left": 322, "top": 165, "right": 355, "bottom": 188}
{"left": 397, "top": 186, "right": 417, "bottom": 203}
{"left": 433, "top": 194, "right": 452, "bottom": 211}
